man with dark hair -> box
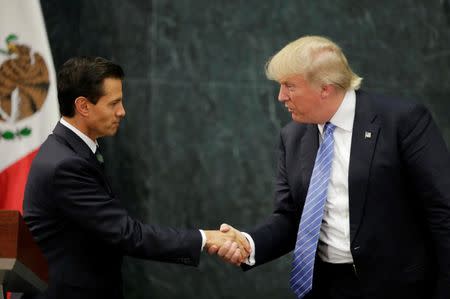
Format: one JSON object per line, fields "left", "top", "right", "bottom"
{"left": 56, "top": 56, "right": 125, "bottom": 117}
{"left": 23, "top": 56, "right": 250, "bottom": 299}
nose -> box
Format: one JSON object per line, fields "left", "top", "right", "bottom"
{"left": 116, "top": 102, "right": 126, "bottom": 118}
{"left": 278, "top": 85, "right": 289, "bottom": 103}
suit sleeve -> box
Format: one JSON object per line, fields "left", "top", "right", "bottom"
{"left": 52, "top": 158, "right": 202, "bottom": 266}
{"left": 399, "top": 104, "right": 450, "bottom": 299}
{"left": 245, "top": 131, "right": 301, "bottom": 268}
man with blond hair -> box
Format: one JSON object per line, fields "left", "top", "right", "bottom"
{"left": 210, "top": 36, "right": 450, "bottom": 299}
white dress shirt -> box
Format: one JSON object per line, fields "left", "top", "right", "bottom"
{"left": 60, "top": 117, "right": 98, "bottom": 153}
{"left": 245, "top": 89, "right": 356, "bottom": 265}
{"left": 317, "top": 89, "right": 355, "bottom": 263}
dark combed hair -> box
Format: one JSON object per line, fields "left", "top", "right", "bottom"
{"left": 57, "top": 56, "right": 124, "bottom": 117}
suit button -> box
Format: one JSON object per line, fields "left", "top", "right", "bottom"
{"left": 353, "top": 246, "right": 360, "bottom": 252}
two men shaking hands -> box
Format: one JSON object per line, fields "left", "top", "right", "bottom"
{"left": 22, "top": 35, "right": 450, "bottom": 299}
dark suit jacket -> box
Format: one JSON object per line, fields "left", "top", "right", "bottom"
{"left": 247, "top": 90, "right": 450, "bottom": 299}
{"left": 23, "top": 123, "right": 202, "bottom": 299}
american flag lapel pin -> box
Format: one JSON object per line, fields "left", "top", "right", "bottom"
{"left": 364, "top": 131, "right": 372, "bottom": 139}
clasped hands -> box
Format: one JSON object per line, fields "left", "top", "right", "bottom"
{"left": 204, "top": 224, "right": 251, "bottom": 266}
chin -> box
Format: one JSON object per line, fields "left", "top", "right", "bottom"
{"left": 103, "top": 130, "right": 118, "bottom": 137}
{"left": 292, "top": 115, "right": 305, "bottom": 123}
{"left": 111, "top": 128, "right": 120, "bottom": 135}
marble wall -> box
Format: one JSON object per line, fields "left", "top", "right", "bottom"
{"left": 41, "top": 0, "right": 450, "bottom": 298}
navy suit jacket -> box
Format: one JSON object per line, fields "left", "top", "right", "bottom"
{"left": 247, "top": 90, "right": 450, "bottom": 299}
{"left": 23, "top": 122, "right": 202, "bottom": 299}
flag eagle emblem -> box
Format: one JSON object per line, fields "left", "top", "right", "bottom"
{"left": 0, "top": 34, "right": 50, "bottom": 140}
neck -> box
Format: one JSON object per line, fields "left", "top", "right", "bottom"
{"left": 62, "top": 116, "right": 96, "bottom": 142}
{"left": 322, "top": 88, "right": 346, "bottom": 123}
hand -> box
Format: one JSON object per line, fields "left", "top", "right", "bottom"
{"left": 205, "top": 223, "right": 251, "bottom": 266}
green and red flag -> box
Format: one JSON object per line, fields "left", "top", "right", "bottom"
{"left": 0, "top": 0, "right": 59, "bottom": 212}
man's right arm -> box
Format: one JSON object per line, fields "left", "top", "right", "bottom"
{"left": 53, "top": 157, "right": 201, "bottom": 266}
{"left": 211, "top": 131, "right": 301, "bottom": 267}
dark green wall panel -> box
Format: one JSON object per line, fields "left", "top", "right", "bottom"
{"left": 41, "top": 1, "right": 450, "bottom": 298}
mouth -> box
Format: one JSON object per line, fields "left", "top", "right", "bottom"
{"left": 285, "top": 105, "right": 294, "bottom": 113}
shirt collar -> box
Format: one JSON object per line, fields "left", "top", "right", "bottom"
{"left": 318, "top": 89, "right": 356, "bottom": 135}
{"left": 60, "top": 117, "right": 98, "bottom": 154}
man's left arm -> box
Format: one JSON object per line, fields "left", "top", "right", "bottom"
{"left": 400, "top": 103, "right": 450, "bottom": 299}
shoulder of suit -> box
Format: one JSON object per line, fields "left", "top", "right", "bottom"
{"left": 28, "top": 135, "right": 97, "bottom": 188}
{"left": 34, "top": 134, "right": 90, "bottom": 171}
{"left": 357, "top": 89, "right": 427, "bottom": 115}
{"left": 278, "top": 121, "right": 314, "bottom": 146}
{"left": 281, "top": 121, "right": 309, "bottom": 135}
{"left": 357, "top": 90, "right": 433, "bottom": 135}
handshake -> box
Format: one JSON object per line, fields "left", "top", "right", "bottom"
{"left": 204, "top": 224, "right": 251, "bottom": 266}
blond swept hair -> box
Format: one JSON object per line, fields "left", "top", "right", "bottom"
{"left": 265, "top": 36, "right": 362, "bottom": 90}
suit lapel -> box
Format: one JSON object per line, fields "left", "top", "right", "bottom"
{"left": 348, "top": 91, "right": 379, "bottom": 244}
{"left": 288, "top": 124, "right": 319, "bottom": 209}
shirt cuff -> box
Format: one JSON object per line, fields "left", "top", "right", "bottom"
{"left": 241, "top": 232, "right": 255, "bottom": 266}
{"left": 199, "top": 229, "right": 206, "bottom": 252}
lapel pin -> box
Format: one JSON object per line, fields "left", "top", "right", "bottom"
{"left": 364, "top": 131, "right": 372, "bottom": 139}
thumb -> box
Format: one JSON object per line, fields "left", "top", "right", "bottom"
{"left": 208, "top": 245, "right": 219, "bottom": 255}
{"left": 220, "top": 223, "right": 231, "bottom": 232}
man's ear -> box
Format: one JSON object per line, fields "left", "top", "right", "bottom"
{"left": 74, "top": 96, "right": 89, "bottom": 117}
{"left": 320, "top": 84, "right": 334, "bottom": 99}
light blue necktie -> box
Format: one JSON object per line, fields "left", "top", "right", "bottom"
{"left": 290, "top": 122, "right": 336, "bottom": 298}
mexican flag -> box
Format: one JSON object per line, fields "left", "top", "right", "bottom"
{"left": 0, "top": 0, "right": 59, "bottom": 212}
